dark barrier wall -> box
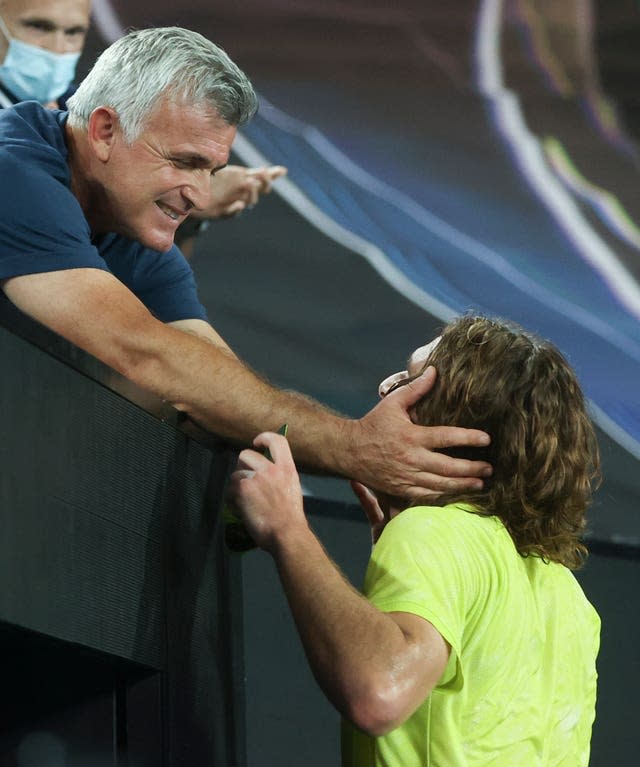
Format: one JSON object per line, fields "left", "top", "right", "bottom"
{"left": 0, "top": 299, "right": 244, "bottom": 767}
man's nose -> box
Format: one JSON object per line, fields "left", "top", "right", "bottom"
{"left": 183, "top": 171, "right": 211, "bottom": 211}
{"left": 45, "top": 30, "right": 77, "bottom": 54}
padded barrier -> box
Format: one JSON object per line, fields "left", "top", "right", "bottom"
{"left": 0, "top": 296, "right": 245, "bottom": 767}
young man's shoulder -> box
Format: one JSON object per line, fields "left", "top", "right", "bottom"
{"left": 390, "top": 502, "right": 499, "bottom": 535}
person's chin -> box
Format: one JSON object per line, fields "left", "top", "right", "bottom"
{"left": 134, "top": 227, "right": 176, "bottom": 253}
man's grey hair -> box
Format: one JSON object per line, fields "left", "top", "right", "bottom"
{"left": 67, "top": 27, "right": 258, "bottom": 142}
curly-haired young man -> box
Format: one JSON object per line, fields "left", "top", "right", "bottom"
{"left": 230, "top": 314, "right": 600, "bottom": 767}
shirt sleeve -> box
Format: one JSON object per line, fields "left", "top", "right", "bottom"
{"left": 363, "top": 506, "right": 483, "bottom": 689}
{"left": 0, "top": 152, "right": 109, "bottom": 280}
{"left": 0, "top": 150, "right": 207, "bottom": 323}
{"left": 103, "top": 237, "right": 209, "bottom": 323}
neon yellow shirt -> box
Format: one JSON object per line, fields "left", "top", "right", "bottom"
{"left": 342, "top": 504, "right": 600, "bottom": 767}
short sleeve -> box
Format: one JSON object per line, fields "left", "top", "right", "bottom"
{"left": 99, "top": 235, "right": 208, "bottom": 323}
{"left": 364, "top": 505, "right": 485, "bottom": 687}
{"left": 0, "top": 152, "right": 108, "bottom": 279}
{"left": 0, "top": 103, "right": 206, "bottom": 323}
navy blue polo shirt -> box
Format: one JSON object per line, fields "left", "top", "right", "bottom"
{"left": 0, "top": 101, "right": 207, "bottom": 323}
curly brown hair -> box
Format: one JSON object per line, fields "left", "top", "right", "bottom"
{"left": 408, "top": 316, "right": 600, "bottom": 570}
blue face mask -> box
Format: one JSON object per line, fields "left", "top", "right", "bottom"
{"left": 0, "top": 14, "right": 80, "bottom": 104}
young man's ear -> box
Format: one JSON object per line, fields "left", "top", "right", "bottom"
{"left": 87, "top": 107, "right": 120, "bottom": 162}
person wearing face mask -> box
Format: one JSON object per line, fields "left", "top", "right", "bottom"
{"left": 0, "top": 0, "right": 88, "bottom": 109}
{"left": 0, "top": 0, "right": 287, "bottom": 242}
{"left": 229, "top": 314, "right": 600, "bottom": 767}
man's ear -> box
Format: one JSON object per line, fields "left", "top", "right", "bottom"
{"left": 87, "top": 107, "right": 120, "bottom": 162}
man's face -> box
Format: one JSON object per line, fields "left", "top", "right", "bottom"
{"left": 0, "top": 0, "right": 91, "bottom": 62}
{"left": 94, "top": 98, "right": 237, "bottom": 253}
{"left": 378, "top": 336, "right": 442, "bottom": 398}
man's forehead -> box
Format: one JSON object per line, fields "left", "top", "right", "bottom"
{"left": 2, "top": 0, "right": 91, "bottom": 23}
{"left": 140, "top": 98, "right": 236, "bottom": 164}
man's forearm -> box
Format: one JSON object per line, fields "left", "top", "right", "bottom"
{"left": 268, "top": 522, "right": 435, "bottom": 736}
{"left": 125, "top": 321, "right": 356, "bottom": 476}
{"left": 3, "top": 268, "right": 355, "bottom": 478}
{"left": 3, "top": 268, "right": 493, "bottom": 498}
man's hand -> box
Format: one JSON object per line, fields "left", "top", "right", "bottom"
{"left": 346, "top": 366, "right": 492, "bottom": 501}
{"left": 228, "top": 432, "right": 305, "bottom": 552}
{"left": 192, "top": 165, "right": 287, "bottom": 219}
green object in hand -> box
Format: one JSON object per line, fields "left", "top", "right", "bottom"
{"left": 224, "top": 424, "right": 289, "bottom": 552}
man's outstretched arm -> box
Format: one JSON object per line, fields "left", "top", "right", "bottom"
{"left": 2, "top": 268, "right": 491, "bottom": 497}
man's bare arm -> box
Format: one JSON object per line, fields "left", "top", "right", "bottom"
{"left": 229, "top": 433, "right": 450, "bottom": 734}
{"left": 2, "top": 268, "right": 491, "bottom": 496}
{"left": 3, "top": 267, "right": 341, "bottom": 446}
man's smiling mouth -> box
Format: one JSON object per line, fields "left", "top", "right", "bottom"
{"left": 156, "top": 201, "right": 186, "bottom": 221}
